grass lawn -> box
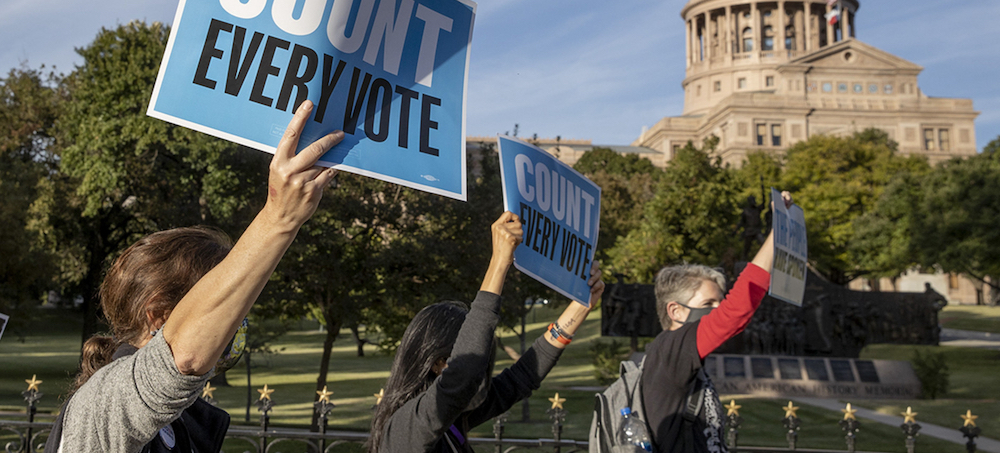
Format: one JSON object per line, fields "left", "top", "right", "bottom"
{"left": 849, "top": 344, "right": 1000, "bottom": 441}
{"left": 939, "top": 304, "right": 1000, "bottom": 333}
{"left": 1, "top": 306, "right": 997, "bottom": 452}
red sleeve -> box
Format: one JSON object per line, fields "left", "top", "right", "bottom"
{"left": 696, "top": 264, "right": 770, "bottom": 359}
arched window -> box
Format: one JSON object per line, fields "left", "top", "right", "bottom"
{"left": 762, "top": 26, "right": 774, "bottom": 51}
{"left": 742, "top": 27, "right": 754, "bottom": 52}
{"left": 785, "top": 26, "right": 796, "bottom": 50}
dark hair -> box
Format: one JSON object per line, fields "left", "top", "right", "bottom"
{"left": 73, "top": 227, "right": 232, "bottom": 391}
{"left": 367, "top": 301, "right": 469, "bottom": 453}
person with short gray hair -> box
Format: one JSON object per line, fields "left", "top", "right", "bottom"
{"left": 654, "top": 264, "right": 727, "bottom": 331}
{"left": 640, "top": 191, "right": 793, "bottom": 453}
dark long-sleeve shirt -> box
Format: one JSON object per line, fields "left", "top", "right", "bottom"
{"left": 641, "top": 264, "right": 770, "bottom": 453}
{"left": 379, "top": 291, "right": 564, "bottom": 453}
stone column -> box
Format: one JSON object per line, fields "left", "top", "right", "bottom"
{"left": 794, "top": 6, "right": 804, "bottom": 52}
{"left": 841, "top": 6, "right": 849, "bottom": 40}
{"left": 686, "top": 19, "right": 692, "bottom": 67}
{"left": 725, "top": 5, "right": 733, "bottom": 55}
{"left": 825, "top": 2, "right": 834, "bottom": 46}
{"left": 777, "top": 1, "right": 786, "bottom": 51}
{"left": 751, "top": 2, "right": 760, "bottom": 55}
{"left": 804, "top": 1, "right": 812, "bottom": 51}
{"left": 705, "top": 11, "right": 712, "bottom": 60}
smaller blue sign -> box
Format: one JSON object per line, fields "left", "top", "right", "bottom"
{"left": 497, "top": 136, "right": 601, "bottom": 305}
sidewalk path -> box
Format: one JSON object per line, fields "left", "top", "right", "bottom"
{"left": 798, "top": 397, "right": 1000, "bottom": 453}
{"left": 940, "top": 328, "right": 1000, "bottom": 350}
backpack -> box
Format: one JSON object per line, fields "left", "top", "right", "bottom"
{"left": 589, "top": 359, "right": 707, "bottom": 453}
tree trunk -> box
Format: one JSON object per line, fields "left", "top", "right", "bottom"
{"left": 312, "top": 315, "right": 342, "bottom": 431}
{"left": 209, "top": 371, "right": 230, "bottom": 387}
{"left": 350, "top": 325, "right": 365, "bottom": 357}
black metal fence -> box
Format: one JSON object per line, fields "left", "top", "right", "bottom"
{"left": 1, "top": 380, "right": 985, "bottom": 453}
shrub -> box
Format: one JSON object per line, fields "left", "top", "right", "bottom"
{"left": 911, "top": 348, "right": 949, "bottom": 399}
{"left": 590, "top": 340, "right": 628, "bottom": 386}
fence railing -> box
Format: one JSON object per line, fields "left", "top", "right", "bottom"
{"left": 1, "top": 378, "right": 986, "bottom": 453}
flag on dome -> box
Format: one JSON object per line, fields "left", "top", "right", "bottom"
{"left": 826, "top": 7, "right": 840, "bottom": 25}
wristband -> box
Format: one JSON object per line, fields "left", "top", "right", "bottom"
{"left": 548, "top": 323, "right": 573, "bottom": 345}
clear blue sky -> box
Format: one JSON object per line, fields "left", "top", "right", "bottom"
{"left": 2, "top": 0, "right": 997, "bottom": 151}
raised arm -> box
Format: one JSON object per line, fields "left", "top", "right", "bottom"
{"left": 543, "top": 261, "right": 604, "bottom": 349}
{"left": 163, "top": 100, "right": 342, "bottom": 376}
{"left": 480, "top": 211, "right": 523, "bottom": 295}
{"left": 696, "top": 191, "right": 793, "bottom": 358}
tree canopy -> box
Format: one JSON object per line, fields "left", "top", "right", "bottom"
{"left": 0, "top": 67, "right": 63, "bottom": 337}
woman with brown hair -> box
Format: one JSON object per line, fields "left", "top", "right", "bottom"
{"left": 44, "top": 100, "right": 341, "bottom": 453}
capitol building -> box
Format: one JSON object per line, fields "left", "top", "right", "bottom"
{"left": 469, "top": 0, "right": 984, "bottom": 303}
{"left": 480, "top": 0, "right": 980, "bottom": 170}
{"left": 632, "top": 0, "right": 979, "bottom": 167}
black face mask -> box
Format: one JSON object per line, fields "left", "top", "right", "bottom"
{"left": 675, "top": 303, "right": 714, "bottom": 324}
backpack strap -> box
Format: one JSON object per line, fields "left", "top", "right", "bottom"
{"left": 443, "top": 431, "right": 461, "bottom": 453}
{"left": 682, "top": 368, "right": 708, "bottom": 449}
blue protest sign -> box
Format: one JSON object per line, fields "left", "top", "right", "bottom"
{"left": 769, "top": 188, "right": 808, "bottom": 306}
{"left": 149, "top": 0, "right": 475, "bottom": 200}
{"left": 497, "top": 136, "right": 601, "bottom": 305}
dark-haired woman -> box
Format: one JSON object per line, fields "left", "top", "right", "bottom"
{"left": 45, "top": 100, "right": 342, "bottom": 453}
{"left": 368, "top": 211, "right": 605, "bottom": 453}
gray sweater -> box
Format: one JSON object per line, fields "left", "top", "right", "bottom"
{"left": 57, "top": 331, "right": 211, "bottom": 452}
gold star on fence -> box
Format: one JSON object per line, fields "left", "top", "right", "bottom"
{"left": 25, "top": 375, "right": 42, "bottom": 392}
{"left": 373, "top": 388, "right": 385, "bottom": 405}
{"left": 725, "top": 400, "right": 741, "bottom": 417}
{"left": 961, "top": 410, "right": 978, "bottom": 427}
{"left": 317, "top": 386, "right": 334, "bottom": 404}
{"left": 257, "top": 384, "right": 275, "bottom": 401}
{"left": 901, "top": 407, "right": 918, "bottom": 424}
{"left": 202, "top": 382, "right": 217, "bottom": 399}
{"left": 548, "top": 393, "right": 566, "bottom": 410}
{"left": 783, "top": 401, "right": 799, "bottom": 418}
{"left": 842, "top": 403, "right": 858, "bottom": 421}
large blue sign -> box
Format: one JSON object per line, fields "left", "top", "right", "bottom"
{"left": 497, "top": 136, "right": 601, "bottom": 305}
{"left": 149, "top": 0, "right": 476, "bottom": 200}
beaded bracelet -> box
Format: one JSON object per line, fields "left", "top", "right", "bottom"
{"left": 548, "top": 322, "right": 573, "bottom": 345}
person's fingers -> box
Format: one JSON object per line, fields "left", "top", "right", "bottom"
{"left": 299, "top": 166, "right": 325, "bottom": 181}
{"left": 589, "top": 269, "right": 603, "bottom": 287}
{"left": 276, "top": 100, "right": 313, "bottom": 161}
{"left": 313, "top": 167, "right": 339, "bottom": 189}
{"left": 591, "top": 279, "right": 605, "bottom": 295}
{"left": 496, "top": 211, "right": 515, "bottom": 224}
{"left": 782, "top": 190, "right": 793, "bottom": 208}
{"left": 291, "top": 130, "right": 344, "bottom": 171}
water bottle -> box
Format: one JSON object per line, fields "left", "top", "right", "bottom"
{"left": 617, "top": 407, "right": 652, "bottom": 452}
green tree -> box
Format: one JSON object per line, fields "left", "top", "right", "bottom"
{"left": 29, "top": 21, "right": 266, "bottom": 345}
{"left": 911, "top": 149, "right": 1000, "bottom": 302}
{"left": 0, "top": 66, "right": 64, "bottom": 337}
{"left": 779, "top": 129, "right": 926, "bottom": 284}
{"left": 573, "top": 147, "right": 661, "bottom": 273}
{"left": 609, "top": 137, "right": 742, "bottom": 282}
{"left": 848, "top": 166, "right": 929, "bottom": 286}
{"left": 983, "top": 136, "right": 1000, "bottom": 156}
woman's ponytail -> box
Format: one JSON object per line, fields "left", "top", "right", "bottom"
{"left": 72, "top": 335, "right": 118, "bottom": 392}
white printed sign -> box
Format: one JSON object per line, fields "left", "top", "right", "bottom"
{"left": 769, "top": 188, "right": 807, "bottom": 306}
